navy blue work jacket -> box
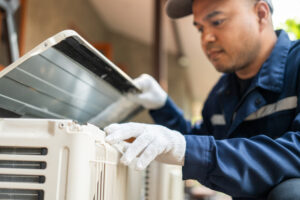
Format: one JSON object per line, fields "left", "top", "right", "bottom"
{"left": 150, "top": 30, "right": 300, "bottom": 200}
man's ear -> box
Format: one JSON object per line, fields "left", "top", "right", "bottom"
{"left": 255, "top": 1, "right": 270, "bottom": 30}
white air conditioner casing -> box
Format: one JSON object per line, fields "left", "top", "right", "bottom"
{"left": 0, "top": 118, "right": 127, "bottom": 200}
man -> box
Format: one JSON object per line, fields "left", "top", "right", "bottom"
{"left": 104, "top": 0, "right": 300, "bottom": 199}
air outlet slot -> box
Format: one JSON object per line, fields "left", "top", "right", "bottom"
{"left": 0, "top": 147, "right": 48, "bottom": 156}
{"left": 0, "top": 174, "right": 45, "bottom": 183}
{"left": 0, "top": 160, "right": 46, "bottom": 169}
{"left": 0, "top": 189, "right": 44, "bottom": 200}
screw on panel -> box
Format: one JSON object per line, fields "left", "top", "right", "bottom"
{"left": 58, "top": 123, "right": 64, "bottom": 129}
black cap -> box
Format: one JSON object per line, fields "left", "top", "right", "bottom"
{"left": 166, "top": 0, "right": 273, "bottom": 19}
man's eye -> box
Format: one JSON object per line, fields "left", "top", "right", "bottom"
{"left": 212, "top": 19, "right": 225, "bottom": 26}
{"left": 198, "top": 27, "right": 204, "bottom": 33}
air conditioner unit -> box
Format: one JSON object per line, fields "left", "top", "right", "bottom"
{"left": 0, "top": 118, "right": 127, "bottom": 200}
{"left": 0, "top": 30, "right": 185, "bottom": 200}
{"left": 0, "top": 30, "right": 145, "bottom": 200}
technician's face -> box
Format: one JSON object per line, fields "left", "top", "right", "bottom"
{"left": 192, "top": 0, "right": 262, "bottom": 73}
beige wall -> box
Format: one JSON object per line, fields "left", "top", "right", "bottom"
{"left": 24, "top": 0, "right": 109, "bottom": 53}
{"left": 167, "top": 54, "right": 193, "bottom": 119}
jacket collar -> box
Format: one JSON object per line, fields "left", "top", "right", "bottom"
{"left": 255, "top": 30, "right": 292, "bottom": 93}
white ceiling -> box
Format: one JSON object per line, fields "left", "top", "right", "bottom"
{"left": 89, "top": 0, "right": 221, "bottom": 102}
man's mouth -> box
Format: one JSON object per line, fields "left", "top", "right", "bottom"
{"left": 207, "top": 49, "right": 224, "bottom": 60}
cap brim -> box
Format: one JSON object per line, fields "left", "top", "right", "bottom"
{"left": 166, "top": 0, "right": 273, "bottom": 19}
{"left": 166, "top": 0, "right": 193, "bottom": 19}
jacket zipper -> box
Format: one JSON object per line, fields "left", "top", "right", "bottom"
{"left": 230, "top": 86, "right": 257, "bottom": 124}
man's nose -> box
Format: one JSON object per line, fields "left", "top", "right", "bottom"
{"left": 201, "top": 30, "right": 217, "bottom": 44}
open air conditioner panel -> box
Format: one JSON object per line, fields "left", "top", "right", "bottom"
{"left": 0, "top": 30, "right": 141, "bottom": 127}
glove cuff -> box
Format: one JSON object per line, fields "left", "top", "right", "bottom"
{"left": 156, "top": 130, "right": 186, "bottom": 166}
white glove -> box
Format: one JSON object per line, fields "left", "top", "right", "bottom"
{"left": 104, "top": 122, "right": 186, "bottom": 170}
{"left": 129, "top": 74, "right": 167, "bottom": 109}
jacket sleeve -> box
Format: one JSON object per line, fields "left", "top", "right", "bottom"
{"left": 149, "top": 97, "right": 210, "bottom": 135}
{"left": 183, "top": 121, "right": 300, "bottom": 198}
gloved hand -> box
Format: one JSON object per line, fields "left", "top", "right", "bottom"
{"left": 129, "top": 74, "right": 167, "bottom": 109}
{"left": 104, "top": 122, "right": 186, "bottom": 170}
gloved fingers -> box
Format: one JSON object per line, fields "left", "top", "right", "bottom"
{"left": 127, "top": 92, "right": 150, "bottom": 104}
{"left": 126, "top": 93, "right": 143, "bottom": 104}
{"left": 135, "top": 142, "right": 164, "bottom": 170}
{"left": 104, "top": 123, "right": 143, "bottom": 144}
{"left": 105, "top": 122, "right": 142, "bottom": 134}
{"left": 122, "top": 141, "right": 131, "bottom": 151}
{"left": 135, "top": 92, "right": 152, "bottom": 101}
{"left": 112, "top": 141, "right": 130, "bottom": 155}
{"left": 120, "top": 133, "right": 154, "bottom": 165}
{"left": 133, "top": 74, "right": 153, "bottom": 90}
{"left": 104, "top": 123, "right": 121, "bottom": 133}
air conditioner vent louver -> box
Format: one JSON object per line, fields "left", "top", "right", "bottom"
{"left": 0, "top": 188, "right": 44, "bottom": 200}
{"left": 0, "top": 160, "right": 46, "bottom": 169}
{"left": 0, "top": 146, "right": 47, "bottom": 199}
{"left": 0, "top": 147, "right": 48, "bottom": 156}
{"left": 0, "top": 174, "right": 45, "bottom": 183}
